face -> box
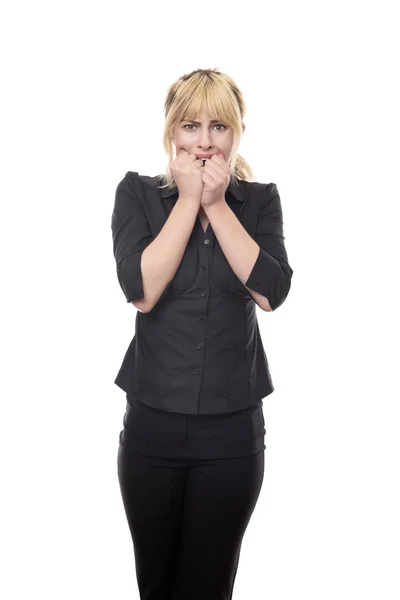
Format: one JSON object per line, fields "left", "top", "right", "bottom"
{"left": 171, "top": 109, "right": 245, "bottom": 162}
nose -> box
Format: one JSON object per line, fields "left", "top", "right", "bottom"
{"left": 198, "top": 126, "right": 213, "bottom": 149}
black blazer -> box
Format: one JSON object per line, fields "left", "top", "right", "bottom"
{"left": 111, "top": 171, "right": 293, "bottom": 415}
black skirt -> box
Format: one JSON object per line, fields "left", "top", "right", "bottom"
{"left": 118, "top": 394, "right": 266, "bottom": 459}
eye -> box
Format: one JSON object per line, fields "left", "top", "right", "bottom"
{"left": 183, "top": 124, "right": 226, "bottom": 131}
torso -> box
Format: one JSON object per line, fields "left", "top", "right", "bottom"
{"left": 198, "top": 209, "right": 209, "bottom": 233}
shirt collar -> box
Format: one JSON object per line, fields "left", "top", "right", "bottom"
{"left": 158, "top": 176, "right": 247, "bottom": 202}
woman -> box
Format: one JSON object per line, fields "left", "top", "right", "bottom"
{"left": 111, "top": 67, "right": 293, "bottom": 599}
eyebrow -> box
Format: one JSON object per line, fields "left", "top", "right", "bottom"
{"left": 182, "top": 120, "right": 222, "bottom": 124}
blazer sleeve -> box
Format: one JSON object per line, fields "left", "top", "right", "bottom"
{"left": 111, "top": 173, "right": 154, "bottom": 303}
{"left": 244, "top": 183, "right": 294, "bottom": 311}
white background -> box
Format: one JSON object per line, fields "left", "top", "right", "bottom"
{"left": 1, "top": 1, "right": 399, "bottom": 598}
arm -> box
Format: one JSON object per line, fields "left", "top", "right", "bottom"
{"left": 204, "top": 184, "right": 293, "bottom": 311}
{"left": 111, "top": 174, "right": 199, "bottom": 311}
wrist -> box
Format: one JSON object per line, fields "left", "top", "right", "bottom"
{"left": 203, "top": 199, "right": 227, "bottom": 215}
{"left": 178, "top": 194, "right": 201, "bottom": 206}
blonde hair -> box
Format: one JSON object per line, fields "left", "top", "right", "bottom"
{"left": 156, "top": 68, "right": 256, "bottom": 192}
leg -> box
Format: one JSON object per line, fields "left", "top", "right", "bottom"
{"left": 173, "top": 451, "right": 265, "bottom": 600}
{"left": 117, "top": 446, "right": 188, "bottom": 600}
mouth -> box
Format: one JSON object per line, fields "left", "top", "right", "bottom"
{"left": 195, "top": 154, "right": 215, "bottom": 159}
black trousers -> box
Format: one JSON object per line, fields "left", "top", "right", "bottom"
{"left": 117, "top": 445, "right": 265, "bottom": 600}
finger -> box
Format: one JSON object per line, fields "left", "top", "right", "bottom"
{"left": 211, "top": 153, "right": 230, "bottom": 175}
{"left": 209, "top": 155, "right": 230, "bottom": 175}
{"left": 203, "top": 158, "right": 221, "bottom": 175}
{"left": 201, "top": 171, "right": 216, "bottom": 186}
{"left": 211, "top": 153, "right": 226, "bottom": 164}
{"left": 203, "top": 163, "right": 227, "bottom": 184}
{"left": 211, "top": 153, "right": 230, "bottom": 169}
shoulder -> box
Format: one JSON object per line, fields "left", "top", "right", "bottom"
{"left": 116, "top": 171, "right": 137, "bottom": 197}
{"left": 247, "top": 180, "right": 278, "bottom": 195}
{"left": 115, "top": 171, "right": 163, "bottom": 208}
{"left": 113, "top": 172, "right": 149, "bottom": 215}
{"left": 118, "top": 172, "right": 278, "bottom": 204}
{"left": 118, "top": 171, "right": 165, "bottom": 196}
{"left": 245, "top": 180, "right": 279, "bottom": 208}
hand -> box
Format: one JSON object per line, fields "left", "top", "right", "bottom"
{"left": 170, "top": 149, "right": 204, "bottom": 202}
{"left": 200, "top": 153, "right": 231, "bottom": 208}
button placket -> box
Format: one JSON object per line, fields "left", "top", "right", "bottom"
{"left": 193, "top": 232, "right": 211, "bottom": 380}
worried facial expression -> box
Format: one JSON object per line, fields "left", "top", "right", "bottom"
{"left": 171, "top": 109, "right": 245, "bottom": 164}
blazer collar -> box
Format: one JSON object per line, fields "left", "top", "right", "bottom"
{"left": 159, "top": 176, "right": 247, "bottom": 202}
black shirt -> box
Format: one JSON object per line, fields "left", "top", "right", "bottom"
{"left": 118, "top": 394, "right": 266, "bottom": 459}
{"left": 111, "top": 171, "right": 293, "bottom": 416}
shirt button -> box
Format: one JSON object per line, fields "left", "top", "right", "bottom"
{"left": 194, "top": 368, "right": 201, "bottom": 375}
{"left": 197, "top": 342, "right": 203, "bottom": 348}
{"left": 201, "top": 290, "right": 207, "bottom": 296}
{"left": 204, "top": 239, "right": 210, "bottom": 245}
{"left": 198, "top": 317, "right": 205, "bottom": 323}
{"left": 200, "top": 264, "right": 206, "bottom": 270}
